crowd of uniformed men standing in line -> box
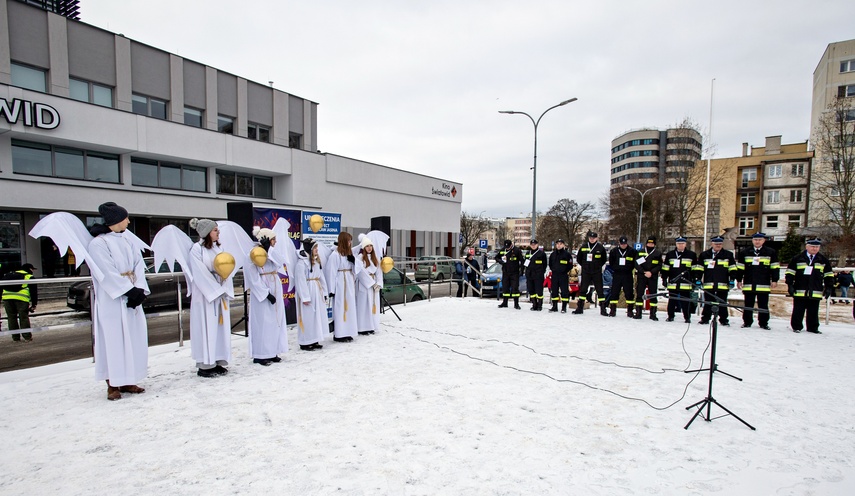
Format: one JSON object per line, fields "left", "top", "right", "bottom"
{"left": 489, "top": 231, "right": 840, "bottom": 334}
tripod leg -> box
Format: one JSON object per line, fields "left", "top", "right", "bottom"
{"left": 381, "top": 294, "right": 402, "bottom": 321}
{"left": 684, "top": 399, "right": 711, "bottom": 429}
{"left": 709, "top": 398, "right": 756, "bottom": 431}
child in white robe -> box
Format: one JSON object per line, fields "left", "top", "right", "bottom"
{"left": 294, "top": 238, "right": 329, "bottom": 351}
{"left": 355, "top": 234, "right": 383, "bottom": 335}
{"left": 244, "top": 227, "right": 289, "bottom": 365}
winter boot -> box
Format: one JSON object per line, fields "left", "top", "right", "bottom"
{"left": 572, "top": 299, "right": 584, "bottom": 314}
{"left": 561, "top": 301, "right": 568, "bottom": 313}
{"left": 600, "top": 302, "right": 609, "bottom": 316}
{"left": 649, "top": 308, "right": 659, "bottom": 321}
{"left": 513, "top": 297, "right": 521, "bottom": 310}
{"left": 627, "top": 307, "right": 635, "bottom": 318}
{"left": 608, "top": 304, "right": 617, "bottom": 317}
{"left": 633, "top": 305, "right": 642, "bottom": 319}
{"left": 549, "top": 301, "right": 558, "bottom": 312}
{"left": 106, "top": 382, "right": 121, "bottom": 401}
{"left": 498, "top": 297, "right": 508, "bottom": 308}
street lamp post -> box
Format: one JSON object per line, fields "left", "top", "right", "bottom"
{"left": 499, "top": 97, "right": 577, "bottom": 240}
{"left": 624, "top": 185, "right": 664, "bottom": 244}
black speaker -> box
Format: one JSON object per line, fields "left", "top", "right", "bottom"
{"left": 227, "top": 202, "right": 254, "bottom": 237}
{"left": 370, "top": 216, "right": 391, "bottom": 236}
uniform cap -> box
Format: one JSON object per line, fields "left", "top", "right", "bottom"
{"left": 555, "top": 238, "right": 565, "bottom": 244}
{"left": 711, "top": 236, "right": 724, "bottom": 243}
{"left": 752, "top": 232, "right": 767, "bottom": 239}
{"left": 530, "top": 239, "right": 539, "bottom": 245}
{"left": 806, "top": 237, "right": 822, "bottom": 246}
{"left": 618, "top": 236, "right": 628, "bottom": 244}
{"left": 504, "top": 239, "right": 512, "bottom": 247}
{"left": 587, "top": 231, "right": 598, "bottom": 238}
{"left": 21, "top": 263, "right": 37, "bottom": 271}
{"left": 646, "top": 235, "right": 657, "bottom": 244}
{"left": 675, "top": 236, "right": 687, "bottom": 243}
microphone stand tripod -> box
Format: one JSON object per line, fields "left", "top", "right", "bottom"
{"left": 675, "top": 284, "right": 765, "bottom": 430}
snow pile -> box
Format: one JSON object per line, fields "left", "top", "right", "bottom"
{"left": 2, "top": 297, "right": 854, "bottom": 495}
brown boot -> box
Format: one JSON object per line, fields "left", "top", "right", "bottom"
{"left": 119, "top": 385, "right": 145, "bottom": 394}
{"left": 107, "top": 382, "right": 121, "bottom": 401}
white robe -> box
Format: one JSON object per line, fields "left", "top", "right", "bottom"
{"left": 294, "top": 251, "right": 329, "bottom": 346}
{"left": 244, "top": 247, "right": 288, "bottom": 359}
{"left": 189, "top": 242, "right": 235, "bottom": 366}
{"left": 324, "top": 252, "right": 359, "bottom": 338}
{"left": 356, "top": 257, "right": 383, "bottom": 332}
{"left": 88, "top": 231, "right": 150, "bottom": 386}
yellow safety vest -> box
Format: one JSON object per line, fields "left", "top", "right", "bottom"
{"left": 2, "top": 271, "right": 32, "bottom": 303}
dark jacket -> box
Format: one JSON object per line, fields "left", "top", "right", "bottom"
{"left": 661, "top": 249, "right": 698, "bottom": 290}
{"left": 525, "top": 248, "right": 548, "bottom": 279}
{"left": 578, "top": 242, "right": 607, "bottom": 274}
{"left": 837, "top": 272, "right": 853, "bottom": 288}
{"left": 635, "top": 246, "right": 662, "bottom": 279}
{"left": 463, "top": 257, "right": 480, "bottom": 281}
{"left": 785, "top": 251, "right": 835, "bottom": 299}
{"left": 697, "top": 248, "right": 737, "bottom": 290}
{"left": 736, "top": 245, "right": 780, "bottom": 292}
{"left": 608, "top": 246, "right": 637, "bottom": 275}
{"left": 548, "top": 249, "right": 573, "bottom": 278}
{"left": 497, "top": 246, "right": 524, "bottom": 276}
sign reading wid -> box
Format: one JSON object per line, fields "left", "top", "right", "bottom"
{"left": 432, "top": 182, "right": 456, "bottom": 198}
{"left": 0, "top": 98, "right": 61, "bottom": 130}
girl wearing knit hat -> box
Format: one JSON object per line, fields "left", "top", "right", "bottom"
{"left": 294, "top": 238, "right": 329, "bottom": 351}
{"left": 187, "top": 218, "right": 234, "bottom": 377}
{"left": 354, "top": 233, "right": 383, "bottom": 335}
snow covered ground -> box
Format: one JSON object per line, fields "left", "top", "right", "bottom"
{"left": 2, "top": 297, "right": 854, "bottom": 495}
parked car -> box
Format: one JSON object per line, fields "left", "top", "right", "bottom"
{"left": 480, "top": 263, "right": 527, "bottom": 297}
{"left": 382, "top": 267, "right": 425, "bottom": 304}
{"left": 414, "top": 255, "right": 454, "bottom": 281}
{"left": 67, "top": 258, "right": 190, "bottom": 312}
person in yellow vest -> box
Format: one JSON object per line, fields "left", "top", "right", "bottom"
{"left": 2, "top": 263, "right": 38, "bottom": 342}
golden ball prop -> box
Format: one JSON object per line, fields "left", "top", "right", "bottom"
{"left": 250, "top": 246, "right": 268, "bottom": 267}
{"left": 380, "top": 256, "right": 395, "bottom": 274}
{"left": 309, "top": 214, "right": 324, "bottom": 233}
{"left": 213, "top": 252, "right": 236, "bottom": 279}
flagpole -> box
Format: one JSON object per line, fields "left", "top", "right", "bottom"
{"left": 702, "top": 79, "right": 715, "bottom": 245}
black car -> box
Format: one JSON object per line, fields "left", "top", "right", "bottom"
{"left": 67, "top": 258, "right": 190, "bottom": 312}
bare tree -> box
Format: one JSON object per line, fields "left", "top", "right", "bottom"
{"left": 494, "top": 222, "right": 511, "bottom": 248}
{"left": 812, "top": 96, "right": 855, "bottom": 261}
{"left": 459, "top": 211, "right": 493, "bottom": 255}
{"left": 536, "top": 199, "right": 595, "bottom": 248}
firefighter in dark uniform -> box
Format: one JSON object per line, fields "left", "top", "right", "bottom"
{"left": 736, "top": 232, "right": 780, "bottom": 329}
{"left": 606, "top": 236, "right": 637, "bottom": 317}
{"left": 634, "top": 235, "right": 663, "bottom": 320}
{"left": 574, "top": 231, "right": 608, "bottom": 315}
{"left": 525, "top": 239, "right": 548, "bottom": 311}
{"left": 697, "top": 235, "right": 737, "bottom": 326}
{"left": 661, "top": 236, "right": 698, "bottom": 323}
{"left": 496, "top": 239, "right": 524, "bottom": 309}
{"left": 548, "top": 239, "right": 574, "bottom": 313}
{"left": 785, "top": 238, "right": 835, "bottom": 334}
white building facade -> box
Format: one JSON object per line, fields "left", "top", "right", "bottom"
{"left": 0, "top": 0, "right": 461, "bottom": 267}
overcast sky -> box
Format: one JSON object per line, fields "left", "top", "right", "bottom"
{"left": 83, "top": 0, "right": 855, "bottom": 218}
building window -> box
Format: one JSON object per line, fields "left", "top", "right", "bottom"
{"left": 248, "top": 123, "right": 271, "bottom": 143}
{"left": 184, "top": 107, "right": 203, "bottom": 128}
{"left": 132, "top": 94, "right": 167, "bottom": 119}
{"left": 739, "top": 193, "right": 756, "bottom": 212}
{"left": 766, "top": 215, "right": 778, "bottom": 229}
{"left": 738, "top": 217, "right": 755, "bottom": 236}
{"left": 741, "top": 167, "right": 757, "bottom": 187}
{"left": 768, "top": 164, "right": 783, "bottom": 178}
{"left": 216, "top": 170, "right": 273, "bottom": 199}
{"left": 11, "top": 139, "right": 120, "bottom": 183}
{"left": 842, "top": 59, "right": 855, "bottom": 73}
{"left": 69, "top": 78, "right": 113, "bottom": 107}
{"left": 845, "top": 109, "right": 855, "bottom": 122}
{"left": 289, "top": 132, "right": 302, "bottom": 149}
{"left": 788, "top": 215, "right": 801, "bottom": 228}
{"left": 790, "top": 163, "right": 805, "bottom": 177}
{"left": 217, "top": 115, "right": 234, "bottom": 134}
{"left": 831, "top": 187, "right": 841, "bottom": 197}
{"left": 790, "top": 189, "right": 804, "bottom": 203}
{"left": 10, "top": 62, "right": 46, "bottom": 92}
{"left": 766, "top": 190, "right": 780, "bottom": 204}
{"left": 839, "top": 85, "right": 855, "bottom": 98}
{"left": 131, "top": 158, "right": 207, "bottom": 192}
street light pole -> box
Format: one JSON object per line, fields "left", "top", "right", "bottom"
{"left": 500, "top": 97, "right": 577, "bottom": 240}
{"left": 624, "top": 185, "right": 664, "bottom": 244}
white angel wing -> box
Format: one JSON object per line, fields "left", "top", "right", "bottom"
{"left": 28, "top": 212, "right": 103, "bottom": 281}
{"left": 151, "top": 225, "right": 195, "bottom": 289}
{"left": 269, "top": 218, "right": 298, "bottom": 292}
{"left": 123, "top": 230, "right": 152, "bottom": 254}
{"left": 317, "top": 242, "right": 333, "bottom": 266}
{"left": 215, "top": 220, "right": 255, "bottom": 278}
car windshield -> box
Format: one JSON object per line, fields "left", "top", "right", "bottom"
{"left": 485, "top": 263, "right": 503, "bottom": 274}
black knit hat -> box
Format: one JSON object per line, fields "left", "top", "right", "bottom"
{"left": 302, "top": 238, "right": 317, "bottom": 253}
{"left": 98, "top": 202, "right": 128, "bottom": 226}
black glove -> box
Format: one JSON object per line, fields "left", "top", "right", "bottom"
{"left": 259, "top": 237, "right": 272, "bottom": 251}
{"left": 823, "top": 287, "right": 833, "bottom": 299}
{"left": 266, "top": 293, "right": 276, "bottom": 305}
{"left": 125, "top": 287, "right": 146, "bottom": 308}
{"left": 347, "top": 254, "right": 356, "bottom": 264}
{"left": 329, "top": 293, "right": 335, "bottom": 299}
{"left": 787, "top": 285, "right": 795, "bottom": 297}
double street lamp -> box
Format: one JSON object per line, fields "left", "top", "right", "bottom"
{"left": 623, "top": 185, "right": 664, "bottom": 245}
{"left": 499, "top": 97, "right": 578, "bottom": 240}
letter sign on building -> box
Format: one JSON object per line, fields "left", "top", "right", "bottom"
{"left": 0, "top": 98, "right": 61, "bottom": 130}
